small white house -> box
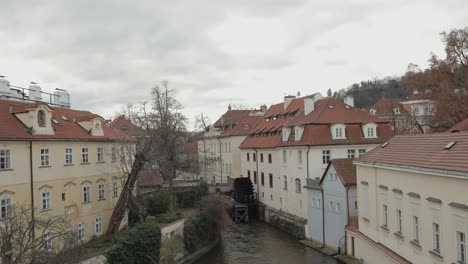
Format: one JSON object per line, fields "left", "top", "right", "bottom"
{"left": 305, "top": 159, "right": 357, "bottom": 253}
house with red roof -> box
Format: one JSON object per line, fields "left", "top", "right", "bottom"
{"left": 0, "top": 89, "right": 134, "bottom": 245}
{"left": 347, "top": 132, "right": 468, "bottom": 264}
{"left": 198, "top": 105, "right": 265, "bottom": 184}
{"left": 239, "top": 93, "right": 393, "bottom": 238}
{"left": 305, "top": 159, "right": 357, "bottom": 252}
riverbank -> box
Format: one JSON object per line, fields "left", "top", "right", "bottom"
{"left": 176, "top": 238, "right": 220, "bottom": 264}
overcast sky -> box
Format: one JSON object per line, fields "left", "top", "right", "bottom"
{"left": 0, "top": 0, "right": 467, "bottom": 128}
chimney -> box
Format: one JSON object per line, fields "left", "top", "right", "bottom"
{"left": 260, "top": 104, "right": 267, "bottom": 113}
{"left": 53, "top": 88, "right": 71, "bottom": 108}
{"left": 304, "top": 97, "right": 315, "bottom": 115}
{"left": 344, "top": 95, "right": 354, "bottom": 107}
{"left": 28, "top": 82, "right": 43, "bottom": 101}
{"left": 284, "top": 95, "right": 295, "bottom": 109}
{"left": 0, "top": 76, "right": 11, "bottom": 97}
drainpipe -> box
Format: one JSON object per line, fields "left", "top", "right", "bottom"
{"left": 345, "top": 186, "right": 350, "bottom": 255}
{"left": 306, "top": 145, "right": 311, "bottom": 178}
{"left": 29, "top": 140, "right": 35, "bottom": 238}
{"left": 254, "top": 148, "right": 259, "bottom": 198}
{"left": 217, "top": 138, "right": 223, "bottom": 184}
{"left": 321, "top": 184, "right": 325, "bottom": 248}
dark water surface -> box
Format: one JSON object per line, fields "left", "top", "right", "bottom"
{"left": 195, "top": 222, "right": 338, "bottom": 264}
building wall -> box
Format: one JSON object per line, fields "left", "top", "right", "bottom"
{"left": 0, "top": 140, "right": 129, "bottom": 242}
{"left": 355, "top": 164, "right": 468, "bottom": 264}
{"left": 346, "top": 229, "right": 399, "bottom": 264}
{"left": 306, "top": 187, "right": 323, "bottom": 242}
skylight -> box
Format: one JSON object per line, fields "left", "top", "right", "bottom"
{"left": 345, "top": 105, "right": 350, "bottom": 109}
{"left": 60, "top": 115, "right": 68, "bottom": 121}
{"left": 381, "top": 142, "right": 389, "bottom": 148}
{"left": 444, "top": 141, "right": 457, "bottom": 150}
{"left": 328, "top": 105, "right": 334, "bottom": 109}
{"left": 51, "top": 118, "right": 60, "bottom": 124}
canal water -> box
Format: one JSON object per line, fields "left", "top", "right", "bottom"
{"left": 195, "top": 221, "right": 338, "bottom": 264}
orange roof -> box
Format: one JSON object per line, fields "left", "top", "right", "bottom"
{"left": 448, "top": 118, "right": 468, "bottom": 133}
{"left": 321, "top": 159, "right": 356, "bottom": 186}
{"left": 206, "top": 109, "right": 263, "bottom": 138}
{"left": 370, "top": 98, "right": 407, "bottom": 115}
{"left": 240, "top": 97, "right": 393, "bottom": 149}
{"left": 357, "top": 132, "right": 468, "bottom": 175}
{"left": 110, "top": 115, "right": 146, "bottom": 138}
{"left": 0, "top": 99, "right": 134, "bottom": 142}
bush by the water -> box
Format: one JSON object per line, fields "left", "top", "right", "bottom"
{"left": 183, "top": 194, "right": 232, "bottom": 253}
{"left": 174, "top": 181, "right": 209, "bottom": 208}
{"left": 146, "top": 191, "right": 172, "bottom": 215}
{"left": 105, "top": 222, "right": 161, "bottom": 264}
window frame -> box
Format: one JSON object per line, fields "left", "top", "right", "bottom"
{"left": 295, "top": 178, "right": 302, "bottom": 193}
{"left": 97, "top": 147, "right": 104, "bottom": 162}
{"left": 0, "top": 197, "right": 12, "bottom": 219}
{"left": 322, "top": 150, "right": 331, "bottom": 164}
{"left": 0, "top": 148, "right": 11, "bottom": 169}
{"left": 83, "top": 185, "right": 91, "bottom": 203}
{"left": 95, "top": 217, "right": 102, "bottom": 234}
{"left": 65, "top": 148, "right": 73, "bottom": 165}
{"left": 98, "top": 183, "right": 105, "bottom": 200}
{"left": 40, "top": 148, "right": 49, "bottom": 167}
{"left": 78, "top": 223, "right": 85, "bottom": 240}
{"left": 433, "top": 222, "right": 441, "bottom": 253}
{"left": 458, "top": 231, "right": 466, "bottom": 263}
{"left": 41, "top": 191, "right": 51, "bottom": 211}
{"left": 82, "top": 147, "right": 89, "bottom": 163}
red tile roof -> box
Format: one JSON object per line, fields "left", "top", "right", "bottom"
{"left": 110, "top": 115, "right": 146, "bottom": 138}
{"left": 138, "top": 168, "right": 162, "bottom": 187}
{"left": 205, "top": 109, "right": 263, "bottom": 138}
{"left": 240, "top": 97, "right": 393, "bottom": 149}
{"left": 448, "top": 118, "right": 468, "bottom": 133}
{"left": 357, "top": 132, "right": 468, "bottom": 175}
{"left": 370, "top": 98, "right": 407, "bottom": 115}
{"left": 0, "top": 99, "right": 134, "bottom": 142}
{"left": 321, "top": 159, "right": 356, "bottom": 186}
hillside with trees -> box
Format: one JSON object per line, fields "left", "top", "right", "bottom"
{"left": 333, "top": 77, "right": 408, "bottom": 109}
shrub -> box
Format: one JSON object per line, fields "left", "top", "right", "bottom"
{"left": 105, "top": 222, "right": 161, "bottom": 264}
{"left": 146, "top": 191, "right": 172, "bottom": 215}
{"left": 183, "top": 194, "right": 232, "bottom": 253}
{"left": 174, "top": 182, "right": 209, "bottom": 208}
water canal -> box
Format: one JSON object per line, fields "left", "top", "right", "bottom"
{"left": 195, "top": 221, "right": 338, "bottom": 264}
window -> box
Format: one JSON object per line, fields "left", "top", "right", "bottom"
{"left": 1, "top": 198, "right": 12, "bottom": 219}
{"left": 269, "top": 173, "right": 273, "bottom": 188}
{"left": 364, "top": 124, "right": 377, "bottom": 138}
{"left": 228, "top": 143, "right": 231, "bottom": 153}
{"left": 268, "top": 154, "right": 272, "bottom": 164}
{"left": 329, "top": 201, "right": 334, "bottom": 211}
{"left": 433, "top": 222, "right": 441, "bottom": 253}
{"left": 0, "top": 149, "right": 11, "bottom": 169}
{"left": 96, "top": 217, "right": 102, "bottom": 234}
{"left": 40, "top": 148, "right": 49, "bottom": 166}
{"left": 261, "top": 172, "right": 265, "bottom": 186}
{"left": 247, "top": 153, "right": 250, "bottom": 162}
{"left": 97, "top": 147, "right": 104, "bottom": 162}
{"left": 367, "top": 127, "right": 375, "bottom": 137}
{"left": 111, "top": 146, "right": 117, "bottom": 162}
{"left": 38, "top": 110, "right": 46, "bottom": 127}
{"left": 396, "top": 209, "right": 402, "bottom": 234}
{"left": 317, "top": 199, "right": 321, "bottom": 208}
{"left": 413, "top": 216, "right": 419, "bottom": 242}
{"left": 347, "top": 149, "right": 355, "bottom": 158}
{"left": 283, "top": 176, "right": 288, "bottom": 190}
{"left": 112, "top": 179, "right": 118, "bottom": 197}
{"left": 253, "top": 153, "right": 256, "bottom": 162}
{"left": 247, "top": 170, "right": 251, "bottom": 180}
{"left": 41, "top": 192, "right": 51, "bottom": 210}
{"left": 83, "top": 185, "right": 91, "bottom": 203}
{"left": 336, "top": 202, "right": 341, "bottom": 213}
{"left": 282, "top": 150, "right": 287, "bottom": 163}
{"left": 98, "top": 184, "right": 105, "bottom": 200}
{"left": 65, "top": 148, "right": 73, "bottom": 165}
{"left": 254, "top": 171, "right": 257, "bottom": 184}
{"left": 82, "top": 148, "right": 89, "bottom": 163}
{"left": 358, "top": 149, "right": 366, "bottom": 157}
{"left": 78, "top": 223, "right": 85, "bottom": 240}
{"left": 458, "top": 231, "right": 466, "bottom": 263}
{"left": 414, "top": 107, "right": 419, "bottom": 114}
{"left": 120, "top": 146, "right": 125, "bottom": 162}
{"left": 43, "top": 232, "right": 52, "bottom": 251}
{"left": 295, "top": 178, "right": 301, "bottom": 193}
{"left": 312, "top": 198, "right": 316, "bottom": 207}
{"left": 335, "top": 127, "right": 343, "bottom": 138}
{"left": 383, "top": 204, "right": 388, "bottom": 227}
{"left": 298, "top": 151, "right": 302, "bottom": 165}
{"left": 322, "top": 150, "right": 330, "bottom": 164}
{"left": 260, "top": 153, "right": 264, "bottom": 163}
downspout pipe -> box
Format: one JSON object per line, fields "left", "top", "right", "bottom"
{"left": 344, "top": 186, "right": 351, "bottom": 255}
{"left": 306, "top": 145, "right": 311, "bottom": 178}
{"left": 254, "top": 148, "right": 259, "bottom": 198}
{"left": 29, "top": 140, "right": 35, "bottom": 238}
{"left": 321, "top": 184, "right": 325, "bottom": 248}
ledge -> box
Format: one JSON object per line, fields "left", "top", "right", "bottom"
{"left": 80, "top": 162, "right": 91, "bottom": 165}
{"left": 448, "top": 202, "right": 468, "bottom": 210}
{"left": 407, "top": 192, "right": 421, "bottom": 199}
{"left": 64, "top": 164, "right": 74, "bottom": 166}
{"left": 96, "top": 161, "right": 106, "bottom": 164}
{"left": 393, "top": 232, "right": 404, "bottom": 239}
{"left": 98, "top": 198, "right": 106, "bottom": 201}
{"left": 426, "top": 197, "right": 442, "bottom": 204}
{"left": 0, "top": 168, "right": 13, "bottom": 171}
{"left": 429, "top": 250, "right": 443, "bottom": 260}
{"left": 360, "top": 181, "right": 368, "bottom": 186}
{"left": 82, "top": 201, "right": 92, "bottom": 204}
{"left": 361, "top": 217, "right": 370, "bottom": 222}
{"left": 392, "top": 188, "right": 403, "bottom": 194}
{"left": 378, "top": 185, "right": 388, "bottom": 190}
{"left": 380, "top": 225, "right": 389, "bottom": 232}
{"left": 410, "top": 240, "right": 421, "bottom": 249}
{"left": 39, "top": 165, "right": 51, "bottom": 168}
{"left": 40, "top": 209, "right": 52, "bottom": 213}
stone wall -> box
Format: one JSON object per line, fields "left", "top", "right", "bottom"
{"left": 264, "top": 207, "right": 306, "bottom": 239}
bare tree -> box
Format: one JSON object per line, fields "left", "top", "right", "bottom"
{"left": 0, "top": 207, "right": 84, "bottom": 264}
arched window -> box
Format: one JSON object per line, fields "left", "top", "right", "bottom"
{"left": 295, "top": 178, "right": 302, "bottom": 193}
{"left": 38, "top": 110, "right": 46, "bottom": 127}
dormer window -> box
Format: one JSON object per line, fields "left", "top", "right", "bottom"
{"left": 370, "top": 109, "right": 377, "bottom": 115}
{"left": 363, "top": 123, "right": 377, "bottom": 138}
{"left": 282, "top": 128, "right": 291, "bottom": 142}
{"left": 393, "top": 108, "right": 400, "bottom": 114}
{"left": 294, "top": 126, "right": 304, "bottom": 141}
{"left": 38, "top": 110, "right": 46, "bottom": 127}
{"left": 331, "top": 124, "right": 346, "bottom": 140}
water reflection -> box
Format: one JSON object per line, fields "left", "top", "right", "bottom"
{"left": 195, "top": 222, "right": 338, "bottom": 264}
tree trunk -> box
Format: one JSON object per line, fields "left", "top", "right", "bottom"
{"left": 105, "top": 153, "right": 146, "bottom": 240}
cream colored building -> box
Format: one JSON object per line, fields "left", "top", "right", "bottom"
{"left": 0, "top": 91, "right": 134, "bottom": 249}
{"left": 346, "top": 132, "right": 468, "bottom": 264}
{"left": 198, "top": 106, "right": 264, "bottom": 184}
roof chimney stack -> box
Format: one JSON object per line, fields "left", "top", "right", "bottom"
{"left": 344, "top": 95, "right": 354, "bottom": 107}
{"left": 53, "top": 88, "right": 71, "bottom": 108}
{"left": 0, "top": 76, "right": 11, "bottom": 98}
{"left": 284, "top": 95, "right": 295, "bottom": 109}
{"left": 28, "top": 82, "right": 42, "bottom": 101}
{"left": 304, "top": 97, "right": 315, "bottom": 115}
